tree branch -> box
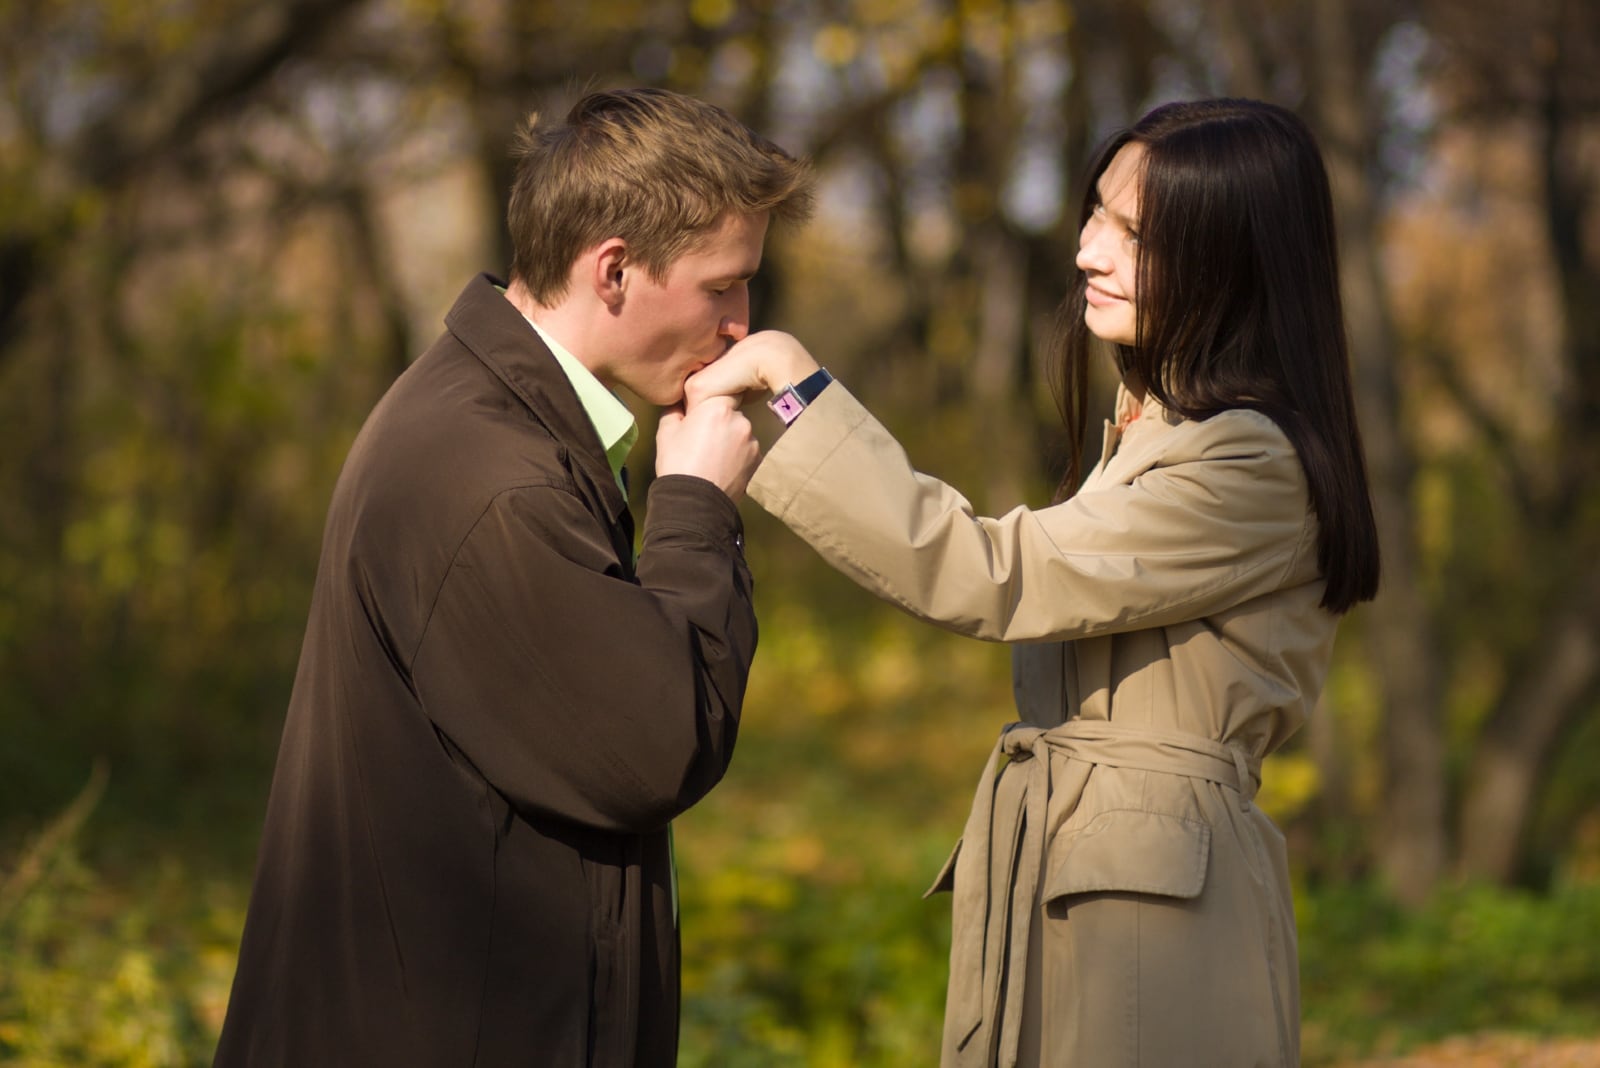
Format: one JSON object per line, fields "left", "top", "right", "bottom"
{"left": 0, "top": 760, "right": 109, "bottom": 926}
{"left": 75, "top": 0, "right": 370, "bottom": 189}
{"left": 1411, "top": 329, "right": 1541, "bottom": 515}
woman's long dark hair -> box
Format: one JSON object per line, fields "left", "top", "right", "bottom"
{"left": 1054, "top": 98, "right": 1380, "bottom": 614}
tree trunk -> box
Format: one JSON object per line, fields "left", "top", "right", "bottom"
{"left": 1310, "top": 0, "right": 1447, "bottom": 904}
{"left": 971, "top": 224, "right": 1032, "bottom": 507}
{"left": 340, "top": 184, "right": 416, "bottom": 380}
{"left": 1458, "top": 566, "right": 1600, "bottom": 880}
{"left": 1457, "top": 7, "right": 1600, "bottom": 882}
{"left": 952, "top": 0, "right": 1035, "bottom": 508}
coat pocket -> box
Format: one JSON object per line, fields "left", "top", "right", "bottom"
{"left": 1042, "top": 809, "right": 1211, "bottom": 902}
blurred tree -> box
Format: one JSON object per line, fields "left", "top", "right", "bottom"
{"left": 0, "top": 0, "right": 368, "bottom": 352}
{"left": 1307, "top": 0, "right": 1450, "bottom": 907}
{"left": 1419, "top": 0, "right": 1600, "bottom": 885}
{"left": 3, "top": 0, "right": 1597, "bottom": 916}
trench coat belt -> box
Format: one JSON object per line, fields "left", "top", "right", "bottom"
{"left": 934, "top": 718, "right": 1262, "bottom": 1068}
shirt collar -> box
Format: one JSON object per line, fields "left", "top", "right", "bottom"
{"left": 523, "top": 316, "right": 639, "bottom": 484}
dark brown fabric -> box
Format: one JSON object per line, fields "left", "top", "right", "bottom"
{"left": 214, "top": 274, "right": 756, "bottom": 1068}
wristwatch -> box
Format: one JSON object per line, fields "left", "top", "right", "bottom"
{"left": 767, "top": 368, "right": 834, "bottom": 426}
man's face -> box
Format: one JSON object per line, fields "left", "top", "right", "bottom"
{"left": 608, "top": 211, "right": 770, "bottom": 406}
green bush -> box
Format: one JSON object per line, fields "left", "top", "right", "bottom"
{"left": 1299, "top": 880, "right": 1600, "bottom": 1063}
{"left": 0, "top": 843, "right": 242, "bottom": 1067}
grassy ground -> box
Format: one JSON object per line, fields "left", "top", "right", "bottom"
{"left": 1343, "top": 1035, "right": 1600, "bottom": 1066}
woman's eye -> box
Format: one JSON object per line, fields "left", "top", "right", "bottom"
{"left": 1126, "top": 229, "right": 1141, "bottom": 245}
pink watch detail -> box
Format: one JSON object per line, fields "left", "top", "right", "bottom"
{"left": 769, "top": 388, "right": 806, "bottom": 425}
{"left": 766, "top": 368, "right": 834, "bottom": 426}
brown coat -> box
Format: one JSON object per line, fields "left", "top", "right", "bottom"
{"left": 214, "top": 275, "right": 756, "bottom": 1068}
{"left": 750, "top": 382, "right": 1333, "bottom": 1067}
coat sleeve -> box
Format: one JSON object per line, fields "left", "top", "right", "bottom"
{"left": 748, "top": 384, "right": 1320, "bottom": 642}
{"left": 409, "top": 474, "right": 755, "bottom": 833}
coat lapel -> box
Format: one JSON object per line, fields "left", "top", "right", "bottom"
{"left": 443, "top": 274, "right": 630, "bottom": 527}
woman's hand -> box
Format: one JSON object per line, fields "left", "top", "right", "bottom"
{"left": 685, "top": 331, "right": 821, "bottom": 408}
{"left": 655, "top": 395, "right": 760, "bottom": 501}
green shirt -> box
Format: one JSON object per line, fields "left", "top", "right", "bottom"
{"left": 523, "top": 319, "right": 639, "bottom": 492}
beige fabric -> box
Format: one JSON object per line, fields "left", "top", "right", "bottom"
{"left": 749, "top": 382, "right": 1336, "bottom": 1067}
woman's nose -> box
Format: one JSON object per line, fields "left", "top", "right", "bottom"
{"left": 1076, "top": 225, "right": 1109, "bottom": 273}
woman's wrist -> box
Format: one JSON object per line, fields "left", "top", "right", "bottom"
{"left": 766, "top": 348, "right": 821, "bottom": 394}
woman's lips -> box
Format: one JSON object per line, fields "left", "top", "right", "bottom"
{"left": 1084, "top": 283, "right": 1126, "bottom": 308}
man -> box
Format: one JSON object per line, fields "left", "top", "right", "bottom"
{"left": 214, "top": 88, "right": 815, "bottom": 1067}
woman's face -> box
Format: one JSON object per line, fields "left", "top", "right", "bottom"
{"left": 1076, "top": 143, "right": 1145, "bottom": 347}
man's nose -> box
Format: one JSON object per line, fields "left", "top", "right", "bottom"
{"left": 720, "top": 295, "right": 751, "bottom": 341}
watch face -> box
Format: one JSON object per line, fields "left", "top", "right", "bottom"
{"left": 772, "top": 391, "right": 803, "bottom": 421}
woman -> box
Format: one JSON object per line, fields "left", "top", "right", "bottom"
{"left": 687, "top": 98, "right": 1379, "bottom": 1067}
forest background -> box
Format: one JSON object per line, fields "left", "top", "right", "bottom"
{"left": 2, "top": 0, "right": 1599, "bottom": 1064}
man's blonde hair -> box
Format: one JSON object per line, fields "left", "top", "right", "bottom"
{"left": 507, "top": 88, "right": 816, "bottom": 303}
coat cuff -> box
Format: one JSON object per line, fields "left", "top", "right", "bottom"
{"left": 749, "top": 382, "right": 868, "bottom": 518}
{"left": 644, "top": 473, "right": 746, "bottom": 551}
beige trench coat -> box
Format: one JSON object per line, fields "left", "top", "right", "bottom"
{"left": 748, "top": 382, "right": 1335, "bottom": 1067}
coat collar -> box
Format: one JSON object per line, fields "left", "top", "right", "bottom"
{"left": 1084, "top": 381, "right": 1187, "bottom": 492}
{"left": 444, "top": 273, "right": 629, "bottom": 519}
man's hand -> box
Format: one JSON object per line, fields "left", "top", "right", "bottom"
{"left": 684, "top": 330, "right": 821, "bottom": 408}
{"left": 656, "top": 395, "right": 761, "bottom": 501}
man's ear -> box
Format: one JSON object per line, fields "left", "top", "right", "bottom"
{"left": 590, "top": 238, "right": 629, "bottom": 309}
